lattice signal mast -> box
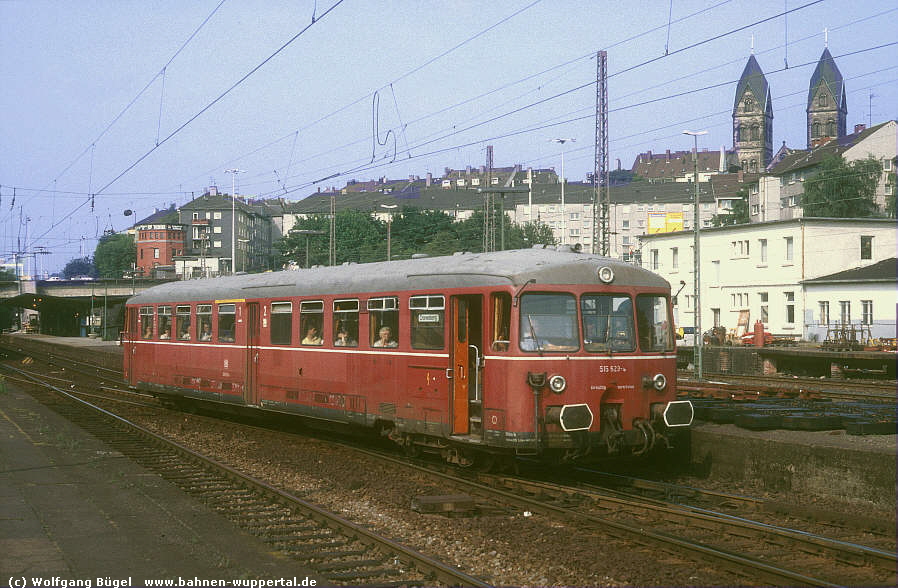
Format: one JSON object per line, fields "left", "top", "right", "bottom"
{"left": 484, "top": 144, "right": 495, "bottom": 252}
{"left": 592, "top": 50, "right": 610, "bottom": 256}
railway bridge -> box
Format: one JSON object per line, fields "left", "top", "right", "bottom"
{"left": 0, "top": 278, "right": 170, "bottom": 337}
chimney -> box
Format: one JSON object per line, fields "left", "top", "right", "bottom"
{"left": 719, "top": 145, "right": 726, "bottom": 173}
{"left": 465, "top": 165, "right": 472, "bottom": 175}
{"left": 479, "top": 165, "right": 486, "bottom": 173}
{"left": 647, "top": 150, "right": 652, "bottom": 159}
{"left": 854, "top": 123, "right": 866, "bottom": 134}
{"left": 737, "top": 170, "right": 744, "bottom": 183}
{"left": 616, "top": 158, "right": 621, "bottom": 170}
{"left": 426, "top": 172, "right": 432, "bottom": 187}
{"left": 666, "top": 149, "right": 671, "bottom": 160}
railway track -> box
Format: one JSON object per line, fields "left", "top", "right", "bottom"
{"left": 1, "top": 362, "right": 489, "bottom": 588}
{"left": 5, "top": 344, "right": 896, "bottom": 585}
{"left": 679, "top": 371, "right": 896, "bottom": 402}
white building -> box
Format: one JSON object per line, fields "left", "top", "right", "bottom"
{"left": 638, "top": 218, "right": 897, "bottom": 340}
{"left": 801, "top": 257, "right": 897, "bottom": 341}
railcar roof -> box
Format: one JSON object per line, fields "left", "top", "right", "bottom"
{"left": 127, "top": 248, "right": 669, "bottom": 305}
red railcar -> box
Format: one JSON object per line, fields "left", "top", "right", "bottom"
{"left": 124, "top": 249, "right": 692, "bottom": 465}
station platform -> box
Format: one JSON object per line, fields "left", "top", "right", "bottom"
{"left": 2, "top": 334, "right": 895, "bottom": 518}
{"left": 0, "top": 376, "right": 322, "bottom": 583}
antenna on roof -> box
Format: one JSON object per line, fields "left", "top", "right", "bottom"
{"left": 824, "top": 27, "right": 828, "bottom": 49}
{"left": 750, "top": 33, "right": 754, "bottom": 55}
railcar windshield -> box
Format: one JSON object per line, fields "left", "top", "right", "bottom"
{"left": 636, "top": 294, "right": 674, "bottom": 351}
{"left": 581, "top": 294, "right": 635, "bottom": 352}
{"left": 519, "top": 293, "right": 579, "bottom": 352}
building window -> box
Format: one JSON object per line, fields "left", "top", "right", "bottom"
{"left": 840, "top": 301, "right": 851, "bottom": 325}
{"left": 622, "top": 220, "right": 630, "bottom": 230}
{"left": 671, "top": 247, "right": 678, "bottom": 270}
{"left": 760, "top": 292, "right": 768, "bottom": 323}
{"left": 819, "top": 301, "right": 829, "bottom": 325}
{"left": 860, "top": 236, "right": 873, "bottom": 260}
{"left": 213, "top": 212, "right": 222, "bottom": 220}
{"left": 153, "top": 248, "right": 160, "bottom": 259}
{"left": 759, "top": 239, "right": 767, "bottom": 263}
{"left": 650, "top": 249, "right": 659, "bottom": 270}
{"left": 818, "top": 94, "right": 827, "bottom": 107}
{"left": 569, "top": 212, "right": 579, "bottom": 220}
{"left": 861, "top": 300, "right": 873, "bottom": 325}
{"left": 751, "top": 204, "right": 760, "bottom": 215}
{"left": 712, "top": 308, "right": 721, "bottom": 328}
{"left": 213, "top": 226, "right": 222, "bottom": 234}
{"left": 785, "top": 292, "right": 795, "bottom": 324}
{"left": 784, "top": 236, "right": 793, "bottom": 261}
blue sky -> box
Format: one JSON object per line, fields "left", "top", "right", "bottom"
{"left": 1, "top": 0, "right": 896, "bottom": 274}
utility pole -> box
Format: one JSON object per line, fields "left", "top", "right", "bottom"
{"left": 225, "top": 169, "right": 245, "bottom": 275}
{"left": 594, "top": 50, "right": 610, "bottom": 256}
{"left": 684, "top": 130, "right": 707, "bottom": 380}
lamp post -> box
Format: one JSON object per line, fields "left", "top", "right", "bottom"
{"left": 289, "top": 229, "right": 326, "bottom": 268}
{"left": 549, "top": 138, "right": 575, "bottom": 245}
{"left": 380, "top": 204, "right": 397, "bottom": 260}
{"left": 225, "top": 169, "right": 245, "bottom": 275}
{"left": 683, "top": 130, "right": 707, "bottom": 380}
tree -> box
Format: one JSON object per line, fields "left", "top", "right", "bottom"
{"left": 802, "top": 155, "right": 882, "bottom": 218}
{"left": 94, "top": 233, "right": 135, "bottom": 278}
{"left": 63, "top": 257, "right": 97, "bottom": 278}
{"left": 711, "top": 186, "right": 750, "bottom": 226}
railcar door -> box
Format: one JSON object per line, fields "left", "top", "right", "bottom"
{"left": 125, "top": 306, "right": 137, "bottom": 385}
{"left": 451, "top": 295, "right": 483, "bottom": 436}
{"left": 245, "top": 302, "right": 261, "bottom": 405}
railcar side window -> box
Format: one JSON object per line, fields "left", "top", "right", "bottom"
{"left": 490, "top": 292, "right": 512, "bottom": 351}
{"left": 197, "top": 305, "right": 212, "bottom": 341}
{"left": 581, "top": 295, "right": 635, "bottom": 352}
{"left": 410, "top": 295, "right": 444, "bottom": 349}
{"left": 333, "top": 299, "right": 359, "bottom": 347}
{"left": 217, "top": 304, "right": 236, "bottom": 342}
{"left": 368, "top": 296, "right": 399, "bottom": 348}
{"left": 176, "top": 305, "right": 192, "bottom": 340}
{"left": 158, "top": 306, "right": 172, "bottom": 340}
{"left": 270, "top": 302, "right": 292, "bottom": 345}
{"left": 519, "top": 293, "right": 579, "bottom": 352}
{"left": 139, "top": 306, "right": 154, "bottom": 339}
{"left": 636, "top": 295, "right": 674, "bottom": 351}
{"left": 300, "top": 301, "right": 324, "bottom": 345}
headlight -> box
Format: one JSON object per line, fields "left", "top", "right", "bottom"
{"left": 548, "top": 375, "right": 567, "bottom": 394}
{"left": 597, "top": 266, "right": 615, "bottom": 283}
{"left": 652, "top": 373, "right": 667, "bottom": 391}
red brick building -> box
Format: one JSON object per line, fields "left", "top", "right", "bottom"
{"left": 135, "top": 223, "right": 186, "bottom": 277}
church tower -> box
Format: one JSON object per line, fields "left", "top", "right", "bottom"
{"left": 807, "top": 47, "right": 847, "bottom": 148}
{"left": 733, "top": 55, "right": 773, "bottom": 172}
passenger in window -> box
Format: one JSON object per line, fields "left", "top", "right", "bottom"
{"left": 335, "top": 328, "right": 357, "bottom": 347}
{"left": 199, "top": 322, "right": 212, "bottom": 341}
{"left": 178, "top": 323, "right": 191, "bottom": 340}
{"left": 302, "top": 325, "right": 323, "bottom": 345}
{"left": 159, "top": 326, "right": 171, "bottom": 340}
{"left": 142, "top": 323, "right": 153, "bottom": 339}
{"left": 372, "top": 326, "right": 398, "bottom": 348}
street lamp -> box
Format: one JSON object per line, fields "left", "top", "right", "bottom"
{"left": 225, "top": 169, "right": 246, "bottom": 275}
{"left": 380, "top": 204, "right": 397, "bottom": 261}
{"left": 549, "top": 138, "right": 575, "bottom": 245}
{"left": 683, "top": 130, "right": 707, "bottom": 380}
{"left": 289, "top": 229, "right": 326, "bottom": 268}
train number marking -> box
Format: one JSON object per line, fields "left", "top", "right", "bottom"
{"left": 598, "top": 364, "right": 626, "bottom": 373}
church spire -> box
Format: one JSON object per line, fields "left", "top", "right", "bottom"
{"left": 733, "top": 55, "right": 773, "bottom": 172}
{"left": 807, "top": 46, "right": 847, "bottom": 148}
